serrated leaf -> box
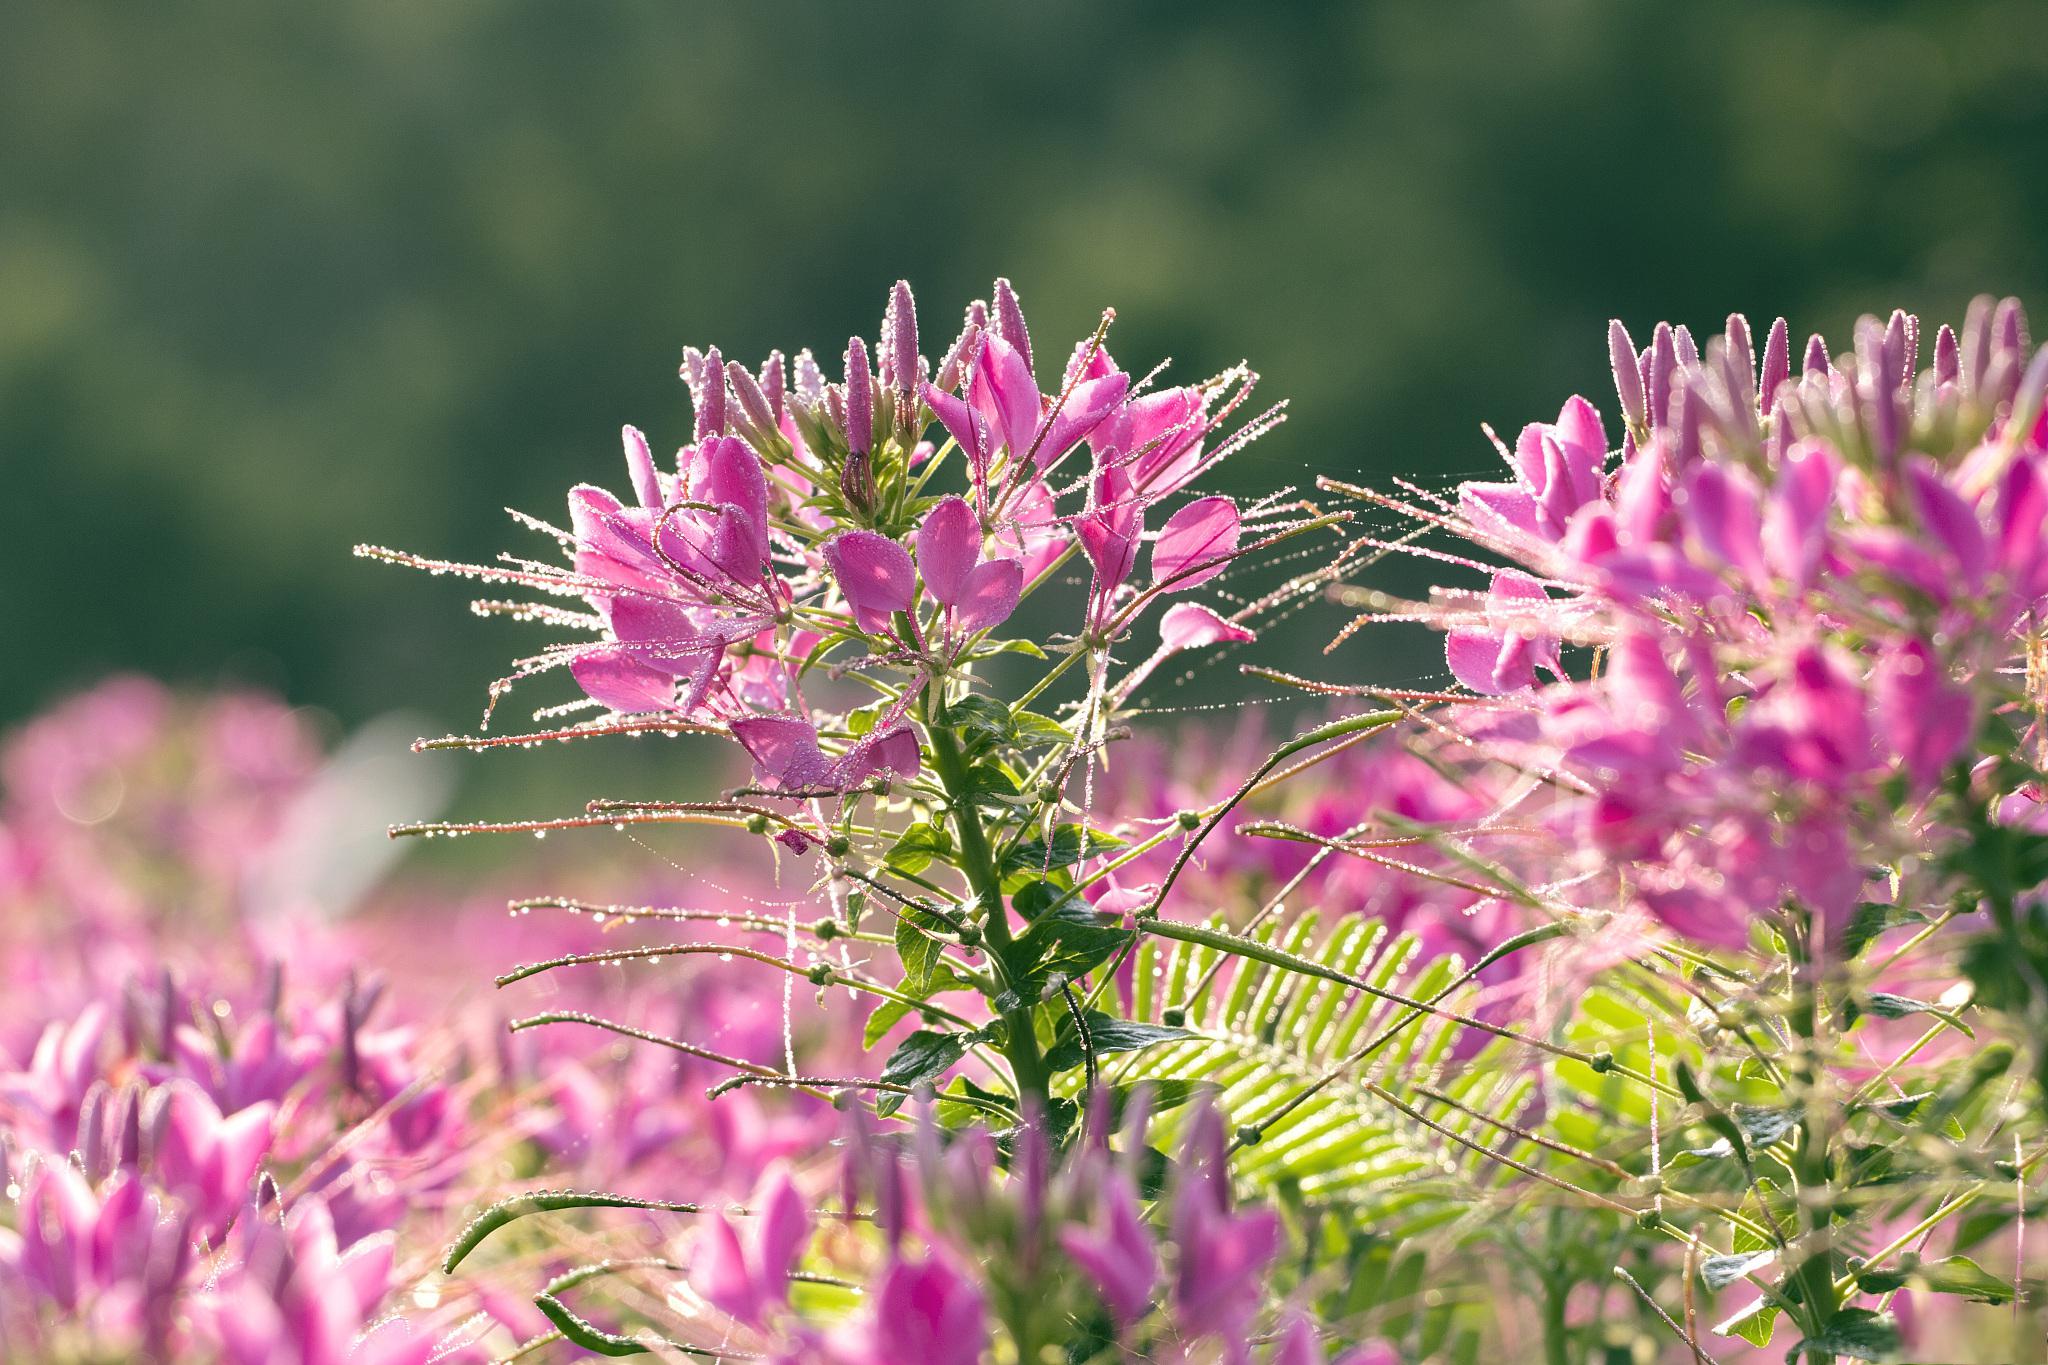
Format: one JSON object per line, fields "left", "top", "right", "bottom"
{"left": 946, "top": 694, "right": 1011, "bottom": 740}
{"left": 893, "top": 907, "right": 950, "bottom": 995}
{"left": 863, "top": 997, "right": 915, "bottom": 1049}
{"left": 885, "top": 821, "right": 952, "bottom": 876}
{"left": 1011, "top": 904, "right": 1131, "bottom": 993}
{"left": 1010, "top": 710, "right": 1073, "bottom": 747}
{"left": 1911, "top": 1254, "right": 2011, "bottom": 1304}
{"left": 1043, "top": 1011, "right": 1193, "bottom": 1074}
{"left": 1792, "top": 1308, "right": 1899, "bottom": 1360}
{"left": 877, "top": 1029, "right": 969, "bottom": 1117}
{"left": 1002, "top": 824, "right": 1126, "bottom": 878}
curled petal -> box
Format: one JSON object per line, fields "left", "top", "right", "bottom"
{"left": 1159, "top": 601, "right": 1253, "bottom": 653}
{"left": 621, "top": 425, "right": 663, "bottom": 510}
{"left": 970, "top": 333, "right": 1043, "bottom": 457}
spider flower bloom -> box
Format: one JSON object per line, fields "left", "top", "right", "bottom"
{"left": 362, "top": 276, "right": 1286, "bottom": 807}
{"left": 1345, "top": 298, "right": 2048, "bottom": 950}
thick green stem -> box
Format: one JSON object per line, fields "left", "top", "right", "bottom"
{"left": 1788, "top": 929, "right": 1840, "bottom": 1361}
{"left": 923, "top": 686, "right": 1049, "bottom": 1109}
{"left": 1541, "top": 1277, "right": 1572, "bottom": 1365}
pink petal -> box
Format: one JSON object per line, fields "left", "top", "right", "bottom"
{"left": 1079, "top": 464, "right": 1141, "bottom": 598}
{"left": 752, "top": 1166, "right": 808, "bottom": 1298}
{"left": 825, "top": 531, "right": 916, "bottom": 634}
{"left": 1684, "top": 463, "right": 1769, "bottom": 591}
{"left": 1159, "top": 602, "right": 1253, "bottom": 653}
{"left": 1151, "top": 496, "right": 1241, "bottom": 591}
{"left": 835, "top": 724, "right": 922, "bottom": 788}
{"left": 916, "top": 496, "right": 983, "bottom": 605}
{"left": 1117, "top": 386, "right": 1209, "bottom": 495}
{"left": 969, "top": 333, "right": 1042, "bottom": 457}
{"left": 1458, "top": 481, "right": 1541, "bottom": 539}
{"left": 730, "top": 716, "right": 833, "bottom": 789}
{"left": 1906, "top": 456, "right": 1989, "bottom": 588}
{"left": 1033, "top": 371, "right": 1128, "bottom": 471}
{"left": 699, "top": 435, "right": 770, "bottom": 574}
{"left": 923, "top": 382, "right": 995, "bottom": 482}
{"left": 621, "top": 425, "right": 663, "bottom": 510}
{"left": 697, "top": 1217, "right": 763, "bottom": 1325}
{"left": 571, "top": 650, "right": 677, "bottom": 714}
{"left": 953, "top": 558, "right": 1022, "bottom": 633}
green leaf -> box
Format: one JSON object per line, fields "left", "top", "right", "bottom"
{"left": 877, "top": 1029, "right": 969, "bottom": 1117}
{"left": 893, "top": 906, "right": 952, "bottom": 995}
{"left": 1792, "top": 1308, "right": 1900, "bottom": 1360}
{"left": 1881, "top": 1254, "right": 2013, "bottom": 1304}
{"left": 946, "top": 694, "right": 1011, "bottom": 740}
{"left": 1714, "top": 1297, "right": 1778, "bottom": 1347}
{"left": 1010, "top": 710, "right": 1073, "bottom": 748}
{"left": 1043, "top": 1010, "right": 1194, "bottom": 1074}
{"left": 885, "top": 821, "right": 952, "bottom": 876}
{"left": 1011, "top": 903, "right": 1131, "bottom": 993}
{"left": 963, "top": 760, "right": 1025, "bottom": 807}
{"left": 1003, "top": 824, "right": 1126, "bottom": 878}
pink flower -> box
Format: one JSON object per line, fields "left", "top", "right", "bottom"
{"left": 917, "top": 496, "right": 1024, "bottom": 636}
{"left": 731, "top": 715, "right": 920, "bottom": 793}
{"left": 1170, "top": 1105, "right": 1282, "bottom": 1350}
{"left": 825, "top": 530, "right": 917, "bottom": 636}
{"left": 697, "top": 1164, "right": 809, "bottom": 1328}
{"left": 1152, "top": 495, "right": 1242, "bottom": 593}
{"left": 859, "top": 1249, "right": 988, "bottom": 1365}
{"left": 1445, "top": 571, "right": 1559, "bottom": 695}
{"left": 1058, "top": 1177, "right": 1157, "bottom": 1330}
{"left": 148, "top": 1083, "right": 275, "bottom": 1237}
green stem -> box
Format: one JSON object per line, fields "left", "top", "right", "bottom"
{"left": 1788, "top": 928, "right": 1840, "bottom": 1359}
{"left": 922, "top": 685, "right": 1048, "bottom": 1109}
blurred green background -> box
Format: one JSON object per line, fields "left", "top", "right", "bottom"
{"left": 7, "top": 0, "right": 2048, "bottom": 734}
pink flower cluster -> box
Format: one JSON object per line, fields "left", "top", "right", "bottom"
{"left": 1377, "top": 299, "right": 2048, "bottom": 950}
{"left": 364, "top": 278, "right": 1281, "bottom": 802}
{"left": 0, "top": 679, "right": 857, "bottom": 1363}
{"left": 577, "top": 1098, "right": 1395, "bottom": 1365}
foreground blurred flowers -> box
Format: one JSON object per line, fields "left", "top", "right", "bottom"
{"left": 0, "top": 680, "right": 856, "bottom": 1361}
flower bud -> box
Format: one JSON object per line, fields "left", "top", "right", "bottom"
{"left": 844, "top": 335, "right": 874, "bottom": 456}
{"left": 693, "top": 345, "right": 728, "bottom": 439}
{"left": 760, "top": 349, "right": 788, "bottom": 423}
{"left": 726, "top": 359, "right": 784, "bottom": 456}
{"left": 936, "top": 321, "right": 982, "bottom": 394}
{"left": 1759, "top": 316, "right": 1789, "bottom": 411}
{"left": 1673, "top": 323, "right": 1700, "bottom": 367}
{"left": 992, "top": 277, "right": 1032, "bottom": 372}
{"left": 1803, "top": 332, "right": 1830, "bottom": 375}
{"left": 1649, "top": 321, "right": 1678, "bottom": 430}
{"left": 1608, "top": 319, "right": 1645, "bottom": 431}
{"left": 882, "top": 280, "right": 919, "bottom": 399}
{"left": 1933, "top": 324, "right": 1959, "bottom": 388}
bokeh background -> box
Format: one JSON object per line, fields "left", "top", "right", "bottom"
{"left": 8, "top": 0, "right": 2048, "bottom": 741}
